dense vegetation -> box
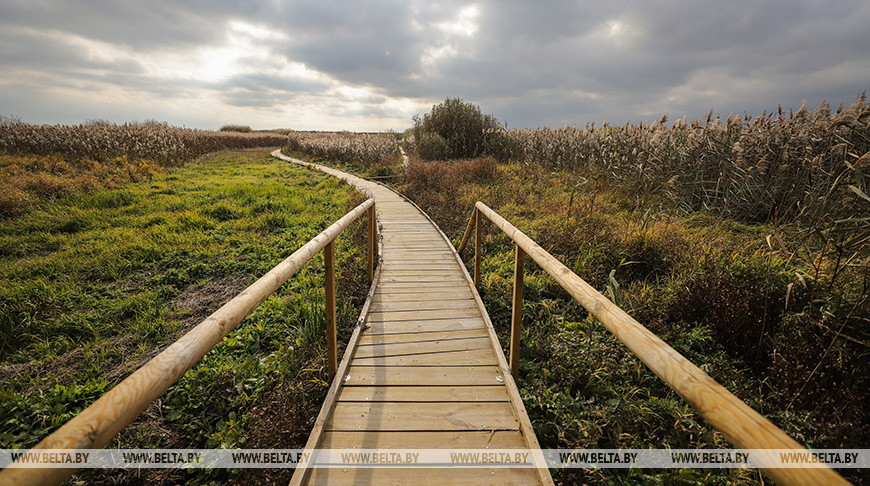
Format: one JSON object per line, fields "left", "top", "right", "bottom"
{"left": 285, "top": 131, "right": 401, "bottom": 170}
{"left": 0, "top": 147, "right": 368, "bottom": 485}
{"left": 409, "top": 97, "right": 508, "bottom": 161}
{"left": 219, "top": 124, "right": 254, "bottom": 133}
{"left": 0, "top": 120, "right": 288, "bottom": 217}
{"left": 288, "top": 97, "right": 869, "bottom": 485}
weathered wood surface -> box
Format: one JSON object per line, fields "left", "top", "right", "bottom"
{"left": 273, "top": 151, "right": 553, "bottom": 486}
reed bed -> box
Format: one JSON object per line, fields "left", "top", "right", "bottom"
{"left": 0, "top": 121, "right": 290, "bottom": 216}
{"left": 0, "top": 120, "right": 288, "bottom": 166}
{"left": 507, "top": 95, "right": 870, "bottom": 225}
{"left": 286, "top": 131, "right": 400, "bottom": 168}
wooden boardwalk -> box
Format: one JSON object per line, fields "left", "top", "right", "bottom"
{"left": 272, "top": 151, "right": 552, "bottom": 485}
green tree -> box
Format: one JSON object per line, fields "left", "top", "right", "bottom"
{"left": 412, "top": 98, "right": 506, "bottom": 160}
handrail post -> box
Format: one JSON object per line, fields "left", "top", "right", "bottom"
{"left": 474, "top": 207, "right": 481, "bottom": 288}
{"left": 510, "top": 244, "right": 525, "bottom": 380}
{"left": 367, "top": 203, "right": 376, "bottom": 283}
{"left": 458, "top": 206, "right": 477, "bottom": 253}
{"left": 325, "top": 240, "right": 337, "bottom": 381}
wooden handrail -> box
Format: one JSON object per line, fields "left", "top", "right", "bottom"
{"left": 460, "top": 201, "right": 848, "bottom": 486}
{"left": 0, "top": 198, "right": 377, "bottom": 486}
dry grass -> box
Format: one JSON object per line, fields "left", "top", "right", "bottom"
{"left": 507, "top": 95, "right": 870, "bottom": 225}
{"left": 0, "top": 121, "right": 290, "bottom": 216}
{"left": 0, "top": 120, "right": 288, "bottom": 165}
{"left": 285, "top": 131, "right": 400, "bottom": 168}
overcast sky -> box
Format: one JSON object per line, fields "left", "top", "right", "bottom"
{"left": 1, "top": 0, "right": 868, "bottom": 131}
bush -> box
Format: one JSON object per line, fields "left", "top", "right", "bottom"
{"left": 219, "top": 125, "right": 253, "bottom": 133}
{"left": 412, "top": 98, "right": 506, "bottom": 160}
{"left": 416, "top": 132, "right": 449, "bottom": 160}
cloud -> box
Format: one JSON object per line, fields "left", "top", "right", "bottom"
{"left": 0, "top": 0, "right": 868, "bottom": 130}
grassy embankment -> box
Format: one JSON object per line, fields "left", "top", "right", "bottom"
{"left": 286, "top": 102, "right": 869, "bottom": 485}
{"left": 0, "top": 146, "right": 369, "bottom": 485}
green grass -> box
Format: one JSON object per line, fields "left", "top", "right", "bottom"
{"left": 0, "top": 148, "right": 369, "bottom": 484}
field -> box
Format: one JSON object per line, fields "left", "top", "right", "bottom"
{"left": 0, "top": 137, "right": 369, "bottom": 484}
{"left": 1, "top": 106, "right": 867, "bottom": 485}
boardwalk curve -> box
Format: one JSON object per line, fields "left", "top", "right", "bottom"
{"left": 271, "top": 150, "right": 553, "bottom": 485}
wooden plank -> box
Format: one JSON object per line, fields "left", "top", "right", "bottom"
{"left": 378, "top": 220, "right": 432, "bottom": 223}
{"left": 373, "top": 292, "right": 473, "bottom": 300}
{"left": 325, "top": 402, "right": 519, "bottom": 431}
{"left": 381, "top": 243, "right": 449, "bottom": 248}
{"left": 379, "top": 265, "right": 464, "bottom": 272}
{"left": 366, "top": 309, "right": 481, "bottom": 320}
{"left": 378, "top": 271, "right": 468, "bottom": 278}
{"left": 381, "top": 262, "right": 459, "bottom": 267}
{"left": 378, "top": 275, "right": 467, "bottom": 282}
{"left": 336, "top": 385, "right": 509, "bottom": 402}
{"left": 378, "top": 275, "right": 471, "bottom": 293}
{"left": 380, "top": 247, "right": 452, "bottom": 252}
{"left": 343, "top": 365, "right": 506, "bottom": 386}
{"left": 382, "top": 257, "right": 457, "bottom": 263}
{"left": 381, "top": 237, "right": 444, "bottom": 241}
{"left": 382, "top": 261, "right": 460, "bottom": 267}
{"left": 363, "top": 319, "right": 487, "bottom": 334}
{"left": 355, "top": 336, "right": 491, "bottom": 354}
{"left": 385, "top": 251, "right": 455, "bottom": 258}
{"left": 384, "top": 251, "right": 456, "bottom": 265}
{"left": 369, "top": 299, "right": 477, "bottom": 312}
{"left": 373, "top": 291, "right": 473, "bottom": 298}
{"left": 358, "top": 333, "right": 490, "bottom": 350}
{"left": 376, "top": 280, "right": 469, "bottom": 287}
{"left": 357, "top": 329, "right": 489, "bottom": 345}
{"left": 380, "top": 237, "right": 444, "bottom": 240}
{"left": 318, "top": 430, "right": 526, "bottom": 448}
{"left": 305, "top": 467, "right": 541, "bottom": 485}
{"left": 370, "top": 291, "right": 473, "bottom": 302}
{"left": 380, "top": 239, "right": 446, "bottom": 243}
{"left": 350, "top": 348, "right": 499, "bottom": 366}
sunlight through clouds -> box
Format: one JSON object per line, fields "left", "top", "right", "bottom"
{"left": 0, "top": 0, "right": 867, "bottom": 130}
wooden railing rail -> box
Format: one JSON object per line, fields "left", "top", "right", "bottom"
{"left": 0, "top": 199, "right": 377, "bottom": 486}
{"left": 458, "top": 201, "right": 848, "bottom": 486}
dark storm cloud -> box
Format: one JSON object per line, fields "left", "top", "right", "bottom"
{"left": 0, "top": 0, "right": 867, "bottom": 129}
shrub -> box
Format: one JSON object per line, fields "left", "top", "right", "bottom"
{"left": 220, "top": 124, "right": 253, "bottom": 133}
{"left": 412, "top": 97, "right": 506, "bottom": 160}
{"left": 416, "top": 132, "right": 449, "bottom": 161}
